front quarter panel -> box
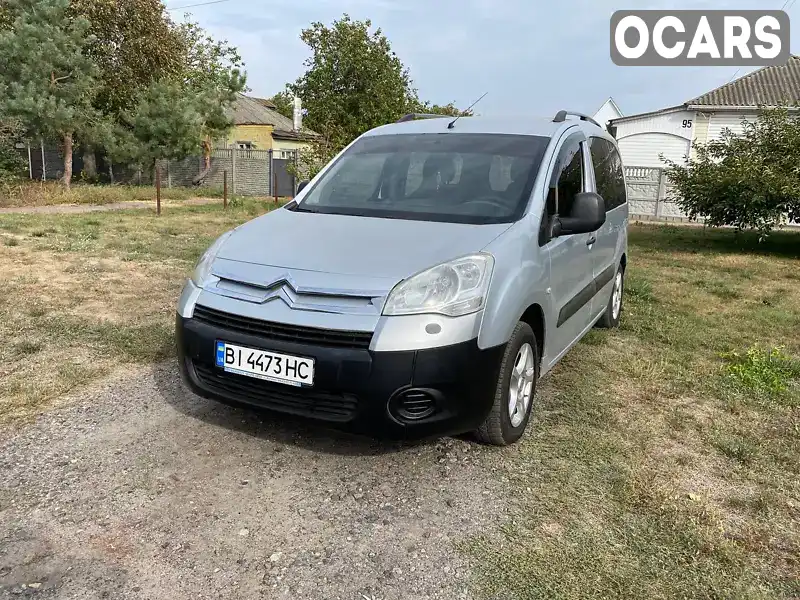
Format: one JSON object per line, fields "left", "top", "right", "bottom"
{"left": 478, "top": 217, "right": 552, "bottom": 350}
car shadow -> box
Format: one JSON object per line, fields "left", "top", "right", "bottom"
{"left": 150, "top": 357, "right": 440, "bottom": 457}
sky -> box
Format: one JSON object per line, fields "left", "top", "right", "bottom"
{"left": 163, "top": 0, "right": 799, "bottom": 119}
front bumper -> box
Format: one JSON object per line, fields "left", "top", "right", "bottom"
{"left": 176, "top": 313, "right": 505, "bottom": 440}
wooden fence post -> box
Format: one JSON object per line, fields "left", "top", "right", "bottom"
{"left": 155, "top": 163, "right": 162, "bottom": 216}
{"left": 223, "top": 170, "right": 228, "bottom": 209}
{"left": 231, "top": 148, "right": 237, "bottom": 194}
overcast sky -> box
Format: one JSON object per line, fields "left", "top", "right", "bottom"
{"left": 163, "top": 0, "right": 799, "bottom": 119}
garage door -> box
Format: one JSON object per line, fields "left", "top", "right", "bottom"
{"left": 617, "top": 133, "right": 690, "bottom": 168}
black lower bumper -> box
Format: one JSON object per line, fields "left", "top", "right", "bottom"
{"left": 176, "top": 313, "right": 505, "bottom": 440}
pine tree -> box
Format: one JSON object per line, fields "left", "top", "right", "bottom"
{"left": 0, "top": 0, "right": 99, "bottom": 187}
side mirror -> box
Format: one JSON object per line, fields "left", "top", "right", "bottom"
{"left": 297, "top": 179, "right": 310, "bottom": 194}
{"left": 557, "top": 192, "right": 606, "bottom": 236}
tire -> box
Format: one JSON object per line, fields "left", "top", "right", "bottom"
{"left": 474, "top": 322, "right": 539, "bottom": 446}
{"left": 597, "top": 264, "right": 625, "bottom": 329}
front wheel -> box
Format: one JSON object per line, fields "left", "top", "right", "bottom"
{"left": 597, "top": 264, "right": 624, "bottom": 328}
{"left": 474, "top": 322, "right": 539, "bottom": 446}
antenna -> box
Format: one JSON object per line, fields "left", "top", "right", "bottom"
{"left": 447, "top": 92, "right": 488, "bottom": 129}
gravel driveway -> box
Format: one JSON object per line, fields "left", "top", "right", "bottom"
{"left": 0, "top": 362, "right": 510, "bottom": 599}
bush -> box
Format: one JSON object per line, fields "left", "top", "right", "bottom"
{"left": 0, "top": 120, "right": 27, "bottom": 182}
{"left": 665, "top": 106, "right": 800, "bottom": 237}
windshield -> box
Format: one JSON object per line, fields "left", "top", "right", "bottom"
{"left": 292, "top": 133, "right": 551, "bottom": 224}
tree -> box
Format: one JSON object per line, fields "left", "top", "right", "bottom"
{"left": 414, "top": 101, "right": 473, "bottom": 118}
{"left": 109, "top": 69, "right": 245, "bottom": 178}
{"left": 0, "top": 119, "right": 27, "bottom": 182}
{"left": 174, "top": 20, "right": 246, "bottom": 175}
{"left": 110, "top": 80, "right": 205, "bottom": 169}
{"left": 269, "top": 90, "right": 295, "bottom": 120}
{"left": 0, "top": 0, "right": 99, "bottom": 187}
{"left": 287, "top": 15, "right": 420, "bottom": 152}
{"left": 665, "top": 106, "right": 800, "bottom": 236}
{"left": 279, "top": 15, "right": 471, "bottom": 179}
{"left": 68, "top": 0, "right": 186, "bottom": 177}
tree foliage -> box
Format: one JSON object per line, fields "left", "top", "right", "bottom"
{"left": 286, "top": 15, "right": 472, "bottom": 146}
{"left": 69, "top": 0, "right": 185, "bottom": 119}
{"left": 109, "top": 80, "right": 205, "bottom": 167}
{"left": 269, "top": 90, "right": 295, "bottom": 120}
{"left": 282, "top": 14, "right": 469, "bottom": 180}
{"left": 0, "top": 119, "right": 27, "bottom": 181}
{"left": 0, "top": 0, "right": 100, "bottom": 186}
{"left": 665, "top": 107, "right": 800, "bottom": 236}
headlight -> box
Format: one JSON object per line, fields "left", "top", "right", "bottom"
{"left": 383, "top": 254, "right": 494, "bottom": 317}
{"left": 191, "top": 231, "right": 232, "bottom": 288}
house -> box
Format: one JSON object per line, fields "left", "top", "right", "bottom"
{"left": 609, "top": 56, "right": 800, "bottom": 168}
{"left": 592, "top": 97, "right": 623, "bottom": 131}
{"left": 222, "top": 94, "right": 318, "bottom": 157}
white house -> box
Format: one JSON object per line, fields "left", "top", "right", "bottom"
{"left": 609, "top": 55, "right": 800, "bottom": 169}
{"left": 592, "top": 97, "right": 623, "bottom": 130}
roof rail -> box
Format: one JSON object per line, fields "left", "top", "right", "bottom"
{"left": 552, "top": 110, "right": 601, "bottom": 128}
{"left": 396, "top": 113, "right": 451, "bottom": 123}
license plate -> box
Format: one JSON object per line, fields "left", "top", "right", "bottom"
{"left": 215, "top": 341, "right": 315, "bottom": 387}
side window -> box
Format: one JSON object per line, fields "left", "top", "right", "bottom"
{"left": 607, "top": 142, "right": 627, "bottom": 211}
{"left": 589, "top": 138, "right": 627, "bottom": 212}
{"left": 540, "top": 136, "right": 585, "bottom": 245}
{"left": 547, "top": 138, "right": 584, "bottom": 218}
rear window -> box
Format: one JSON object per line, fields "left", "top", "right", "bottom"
{"left": 292, "top": 133, "right": 551, "bottom": 224}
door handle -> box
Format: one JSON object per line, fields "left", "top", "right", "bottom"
{"left": 586, "top": 235, "right": 597, "bottom": 246}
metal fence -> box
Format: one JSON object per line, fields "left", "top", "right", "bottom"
{"left": 16, "top": 143, "right": 298, "bottom": 197}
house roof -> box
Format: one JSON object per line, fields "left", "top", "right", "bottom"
{"left": 593, "top": 97, "right": 624, "bottom": 118}
{"left": 229, "top": 94, "right": 318, "bottom": 140}
{"left": 609, "top": 57, "right": 800, "bottom": 125}
{"left": 687, "top": 56, "right": 800, "bottom": 107}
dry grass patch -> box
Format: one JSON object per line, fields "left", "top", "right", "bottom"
{"left": 0, "top": 200, "right": 276, "bottom": 424}
{"left": 0, "top": 181, "right": 228, "bottom": 208}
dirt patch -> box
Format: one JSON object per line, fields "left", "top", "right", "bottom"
{"left": 0, "top": 363, "right": 507, "bottom": 599}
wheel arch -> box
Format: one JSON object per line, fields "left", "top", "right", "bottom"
{"left": 519, "top": 303, "right": 545, "bottom": 367}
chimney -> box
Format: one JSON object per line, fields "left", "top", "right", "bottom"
{"left": 293, "top": 96, "right": 302, "bottom": 131}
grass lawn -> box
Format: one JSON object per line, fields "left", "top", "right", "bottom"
{"left": 465, "top": 225, "right": 800, "bottom": 599}
{"left": 0, "top": 199, "right": 276, "bottom": 423}
{"left": 0, "top": 206, "right": 798, "bottom": 597}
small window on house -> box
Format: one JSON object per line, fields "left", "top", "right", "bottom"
{"left": 236, "top": 141, "right": 254, "bottom": 150}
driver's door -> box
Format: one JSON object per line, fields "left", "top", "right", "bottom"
{"left": 541, "top": 134, "right": 596, "bottom": 365}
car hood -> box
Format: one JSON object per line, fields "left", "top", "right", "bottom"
{"left": 216, "top": 207, "right": 511, "bottom": 282}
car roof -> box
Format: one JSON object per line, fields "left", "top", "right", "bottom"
{"left": 362, "top": 115, "right": 612, "bottom": 142}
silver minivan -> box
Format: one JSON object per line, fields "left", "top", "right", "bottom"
{"left": 176, "top": 111, "right": 628, "bottom": 445}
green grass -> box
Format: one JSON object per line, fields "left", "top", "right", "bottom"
{"left": 464, "top": 223, "right": 800, "bottom": 599}
{"left": 1, "top": 212, "right": 798, "bottom": 596}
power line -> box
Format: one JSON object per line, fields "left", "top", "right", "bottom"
{"left": 725, "top": 0, "right": 794, "bottom": 85}
{"left": 166, "top": 0, "right": 232, "bottom": 11}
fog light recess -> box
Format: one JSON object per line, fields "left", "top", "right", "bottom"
{"left": 389, "top": 388, "right": 438, "bottom": 422}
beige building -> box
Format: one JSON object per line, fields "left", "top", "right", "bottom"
{"left": 221, "top": 94, "right": 318, "bottom": 157}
